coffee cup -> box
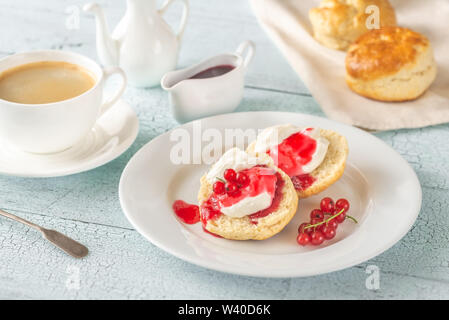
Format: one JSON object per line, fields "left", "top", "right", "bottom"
{"left": 0, "top": 50, "right": 127, "bottom": 154}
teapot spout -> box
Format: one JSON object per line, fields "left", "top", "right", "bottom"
{"left": 83, "top": 3, "right": 119, "bottom": 66}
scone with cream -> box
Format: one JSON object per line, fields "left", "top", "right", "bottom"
{"left": 309, "top": 0, "right": 397, "bottom": 50}
{"left": 247, "top": 125, "right": 348, "bottom": 199}
{"left": 345, "top": 26, "right": 437, "bottom": 101}
{"left": 198, "top": 148, "right": 298, "bottom": 240}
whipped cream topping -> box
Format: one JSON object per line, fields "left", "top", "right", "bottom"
{"left": 205, "top": 148, "right": 269, "bottom": 184}
{"left": 220, "top": 192, "right": 272, "bottom": 218}
{"left": 206, "top": 148, "right": 275, "bottom": 218}
{"left": 253, "top": 124, "right": 329, "bottom": 175}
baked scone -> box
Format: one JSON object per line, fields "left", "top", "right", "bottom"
{"left": 309, "top": 0, "right": 397, "bottom": 50}
{"left": 198, "top": 148, "right": 298, "bottom": 240}
{"left": 247, "top": 125, "right": 348, "bottom": 199}
{"left": 345, "top": 26, "right": 437, "bottom": 101}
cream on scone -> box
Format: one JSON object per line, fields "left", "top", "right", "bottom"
{"left": 309, "top": 0, "right": 397, "bottom": 51}
{"left": 345, "top": 26, "right": 437, "bottom": 101}
{"left": 247, "top": 124, "right": 348, "bottom": 199}
{"left": 198, "top": 148, "right": 298, "bottom": 240}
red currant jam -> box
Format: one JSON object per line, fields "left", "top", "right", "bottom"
{"left": 267, "top": 130, "right": 317, "bottom": 178}
{"left": 220, "top": 166, "right": 277, "bottom": 208}
{"left": 200, "top": 166, "right": 284, "bottom": 225}
{"left": 291, "top": 174, "right": 316, "bottom": 191}
{"left": 172, "top": 200, "right": 200, "bottom": 224}
{"left": 249, "top": 172, "right": 285, "bottom": 224}
{"left": 189, "top": 65, "right": 235, "bottom": 79}
{"left": 202, "top": 226, "right": 223, "bottom": 238}
{"left": 199, "top": 197, "right": 222, "bottom": 227}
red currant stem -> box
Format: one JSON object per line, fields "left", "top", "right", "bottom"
{"left": 216, "top": 177, "right": 226, "bottom": 183}
{"left": 346, "top": 215, "right": 358, "bottom": 223}
{"left": 304, "top": 208, "right": 351, "bottom": 230}
{"left": 323, "top": 211, "right": 358, "bottom": 224}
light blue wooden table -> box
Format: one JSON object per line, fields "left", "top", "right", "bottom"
{"left": 1, "top": 0, "right": 448, "bottom": 299}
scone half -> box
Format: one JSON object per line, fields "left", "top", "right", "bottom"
{"left": 198, "top": 153, "right": 298, "bottom": 241}
{"left": 247, "top": 129, "right": 348, "bottom": 199}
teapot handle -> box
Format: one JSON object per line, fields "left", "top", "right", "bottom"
{"left": 235, "top": 41, "right": 255, "bottom": 69}
{"left": 159, "top": 0, "right": 190, "bottom": 42}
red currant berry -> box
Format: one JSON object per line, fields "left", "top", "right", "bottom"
{"left": 310, "top": 231, "right": 325, "bottom": 245}
{"left": 320, "top": 225, "right": 336, "bottom": 240}
{"left": 310, "top": 209, "right": 324, "bottom": 220}
{"left": 320, "top": 197, "right": 335, "bottom": 213}
{"left": 298, "top": 223, "right": 313, "bottom": 235}
{"left": 335, "top": 198, "right": 350, "bottom": 213}
{"left": 223, "top": 169, "right": 237, "bottom": 182}
{"left": 235, "top": 172, "right": 249, "bottom": 187}
{"left": 317, "top": 223, "right": 326, "bottom": 232}
{"left": 213, "top": 181, "right": 226, "bottom": 194}
{"left": 310, "top": 217, "right": 324, "bottom": 225}
{"left": 327, "top": 219, "right": 339, "bottom": 230}
{"left": 226, "top": 182, "right": 240, "bottom": 196}
{"left": 335, "top": 210, "right": 346, "bottom": 223}
{"left": 297, "top": 233, "right": 311, "bottom": 246}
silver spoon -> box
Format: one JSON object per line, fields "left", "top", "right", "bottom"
{"left": 0, "top": 208, "right": 88, "bottom": 258}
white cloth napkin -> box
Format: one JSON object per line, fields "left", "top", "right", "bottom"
{"left": 250, "top": 0, "right": 449, "bottom": 130}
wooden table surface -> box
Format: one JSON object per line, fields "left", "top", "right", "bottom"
{"left": 1, "top": 0, "right": 449, "bottom": 299}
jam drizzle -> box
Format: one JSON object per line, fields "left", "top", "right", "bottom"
{"left": 219, "top": 166, "right": 277, "bottom": 208}
{"left": 291, "top": 174, "right": 316, "bottom": 191}
{"left": 173, "top": 166, "right": 286, "bottom": 231}
{"left": 266, "top": 129, "right": 319, "bottom": 191}
{"left": 172, "top": 200, "right": 200, "bottom": 224}
{"left": 249, "top": 172, "right": 285, "bottom": 224}
{"left": 267, "top": 129, "right": 317, "bottom": 178}
{"left": 172, "top": 200, "right": 222, "bottom": 237}
{"left": 199, "top": 166, "right": 283, "bottom": 225}
{"left": 202, "top": 226, "right": 223, "bottom": 238}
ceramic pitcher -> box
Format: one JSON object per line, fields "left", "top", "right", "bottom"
{"left": 84, "top": 0, "right": 189, "bottom": 87}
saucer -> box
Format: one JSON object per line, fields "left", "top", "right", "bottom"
{"left": 0, "top": 99, "right": 139, "bottom": 178}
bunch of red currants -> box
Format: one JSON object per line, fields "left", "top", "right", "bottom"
{"left": 297, "top": 197, "right": 356, "bottom": 246}
{"left": 212, "top": 168, "right": 250, "bottom": 197}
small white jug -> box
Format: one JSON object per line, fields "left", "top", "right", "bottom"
{"left": 161, "top": 41, "right": 255, "bottom": 123}
{"left": 84, "top": 0, "right": 189, "bottom": 87}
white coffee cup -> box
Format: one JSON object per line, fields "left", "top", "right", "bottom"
{"left": 0, "top": 50, "right": 127, "bottom": 154}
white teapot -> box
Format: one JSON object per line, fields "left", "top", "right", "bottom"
{"left": 84, "top": 0, "right": 189, "bottom": 87}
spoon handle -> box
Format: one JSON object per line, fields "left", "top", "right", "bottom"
{"left": 0, "top": 208, "right": 88, "bottom": 259}
{"left": 0, "top": 208, "right": 42, "bottom": 231}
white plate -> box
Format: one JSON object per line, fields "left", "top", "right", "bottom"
{"left": 0, "top": 99, "right": 138, "bottom": 178}
{"left": 119, "top": 112, "right": 421, "bottom": 277}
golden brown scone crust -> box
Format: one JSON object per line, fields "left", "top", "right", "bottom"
{"left": 346, "top": 26, "right": 430, "bottom": 80}
{"left": 345, "top": 26, "right": 437, "bottom": 101}
{"left": 309, "top": 0, "right": 397, "bottom": 50}
{"left": 198, "top": 156, "right": 298, "bottom": 241}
